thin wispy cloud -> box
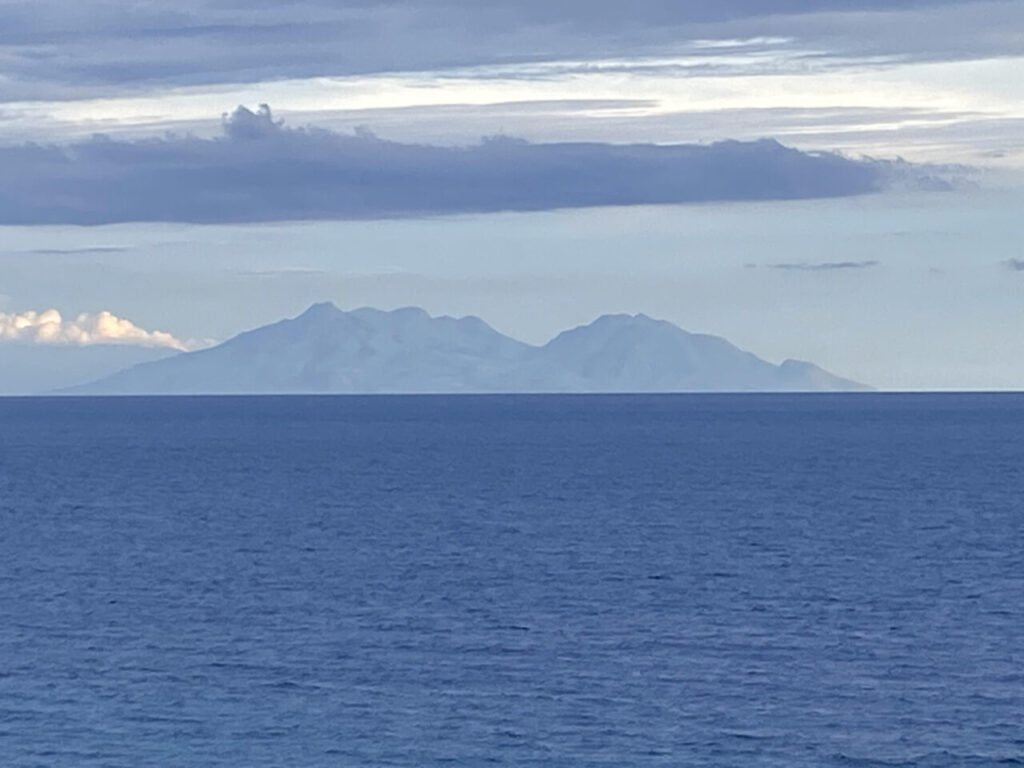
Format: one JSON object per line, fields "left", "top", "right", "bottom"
{"left": 0, "top": 105, "right": 946, "bottom": 226}
{"left": 11, "top": 247, "right": 130, "bottom": 256}
{"left": 1002, "top": 258, "right": 1024, "bottom": 271}
{"left": 238, "top": 267, "right": 329, "bottom": 278}
{"left": 764, "top": 260, "right": 881, "bottom": 271}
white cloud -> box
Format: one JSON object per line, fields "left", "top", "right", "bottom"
{"left": 0, "top": 309, "right": 200, "bottom": 350}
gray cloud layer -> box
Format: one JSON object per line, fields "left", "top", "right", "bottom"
{"left": 0, "top": 1, "right": 1017, "bottom": 101}
{"left": 0, "top": 105, "right": 922, "bottom": 225}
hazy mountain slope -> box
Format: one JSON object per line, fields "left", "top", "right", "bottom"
{"left": 72, "top": 303, "right": 869, "bottom": 394}
{"left": 0, "top": 343, "right": 178, "bottom": 395}
{"left": 527, "top": 314, "right": 791, "bottom": 392}
{"left": 775, "top": 358, "right": 866, "bottom": 391}
{"left": 75, "top": 303, "right": 534, "bottom": 394}
{"left": 531, "top": 314, "right": 865, "bottom": 392}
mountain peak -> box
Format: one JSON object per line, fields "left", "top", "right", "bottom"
{"left": 555, "top": 312, "right": 683, "bottom": 342}
{"left": 297, "top": 301, "right": 342, "bottom": 320}
{"left": 589, "top": 312, "right": 665, "bottom": 326}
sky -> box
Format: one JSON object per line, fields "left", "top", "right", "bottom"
{"left": 1, "top": 0, "right": 1023, "bottom": 389}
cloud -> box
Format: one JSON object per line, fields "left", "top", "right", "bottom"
{"left": 1003, "top": 258, "right": 1024, "bottom": 271}
{"left": 0, "top": 309, "right": 199, "bottom": 350}
{"left": 237, "top": 267, "right": 328, "bottom": 278}
{"left": 0, "top": 1, "right": 1016, "bottom": 101}
{"left": 0, "top": 104, "right": 938, "bottom": 225}
{"left": 765, "top": 260, "right": 880, "bottom": 271}
{"left": 6, "top": 247, "right": 130, "bottom": 257}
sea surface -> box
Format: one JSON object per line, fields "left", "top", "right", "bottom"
{"left": 1, "top": 394, "right": 1022, "bottom": 767}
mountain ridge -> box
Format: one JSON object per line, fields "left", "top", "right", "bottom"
{"left": 68, "top": 303, "right": 870, "bottom": 394}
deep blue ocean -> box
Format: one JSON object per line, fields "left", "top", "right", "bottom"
{"left": 1, "top": 394, "right": 1022, "bottom": 767}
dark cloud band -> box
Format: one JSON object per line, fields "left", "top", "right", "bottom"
{"left": 0, "top": 105, "right": 923, "bottom": 226}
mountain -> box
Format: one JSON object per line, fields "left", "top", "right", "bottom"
{"left": 0, "top": 343, "right": 178, "bottom": 395}
{"left": 527, "top": 313, "right": 846, "bottom": 392}
{"left": 70, "top": 303, "right": 869, "bottom": 394}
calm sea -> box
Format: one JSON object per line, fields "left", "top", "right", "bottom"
{"left": 1, "top": 395, "right": 1022, "bottom": 767}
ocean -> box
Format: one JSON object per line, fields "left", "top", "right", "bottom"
{"left": 1, "top": 394, "right": 1021, "bottom": 766}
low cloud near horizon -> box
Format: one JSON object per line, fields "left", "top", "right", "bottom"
{"left": 0, "top": 309, "right": 198, "bottom": 350}
{"left": 0, "top": 105, "right": 950, "bottom": 226}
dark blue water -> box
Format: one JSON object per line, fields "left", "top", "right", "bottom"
{"left": 1, "top": 395, "right": 1022, "bottom": 767}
